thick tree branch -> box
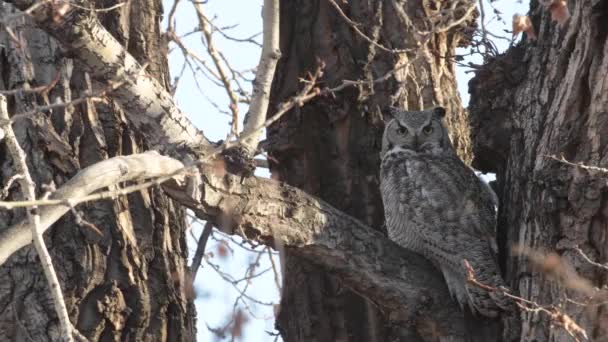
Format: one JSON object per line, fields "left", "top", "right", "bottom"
{"left": 163, "top": 168, "right": 468, "bottom": 339}
{"left": 2, "top": 0, "right": 210, "bottom": 155}
{"left": 0, "top": 152, "right": 185, "bottom": 264}
{"left": 240, "top": 0, "right": 280, "bottom": 153}
{"left": 0, "top": 150, "right": 468, "bottom": 339}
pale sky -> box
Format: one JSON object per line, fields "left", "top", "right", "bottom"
{"left": 161, "top": 1, "right": 529, "bottom": 340}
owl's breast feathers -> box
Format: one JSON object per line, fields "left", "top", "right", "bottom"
{"left": 380, "top": 148, "right": 493, "bottom": 231}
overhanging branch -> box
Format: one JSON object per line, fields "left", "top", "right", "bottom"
{"left": 0, "top": 152, "right": 185, "bottom": 264}
{"left": 240, "top": 0, "right": 281, "bottom": 153}
{"left": 3, "top": 0, "right": 209, "bottom": 154}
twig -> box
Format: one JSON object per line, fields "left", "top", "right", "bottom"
{"left": 464, "top": 259, "right": 589, "bottom": 341}
{"left": 434, "top": 2, "right": 477, "bottom": 33}
{"left": 190, "top": 222, "right": 214, "bottom": 281}
{"left": 209, "top": 62, "right": 324, "bottom": 158}
{"left": 196, "top": 15, "right": 262, "bottom": 47}
{"left": 166, "top": 0, "right": 180, "bottom": 33}
{"left": 0, "top": 63, "right": 150, "bottom": 125}
{"left": 0, "top": 95, "right": 74, "bottom": 341}
{"left": 0, "top": 152, "right": 186, "bottom": 265}
{"left": 478, "top": 0, "right": 488, "bottom": 52}
{"left": 240, "top": 0, "right": 281, "bottom": 154}
{"left": 0, "top": 174, "right": 24, "bottom": 199}
{"left": 573, "top": 246, "right": 608, "bottom": 271}
{"left": 547, "top": 154, "right": 608, "bottom": 174}
{"left": 0, "top": 169, "right": 188, "bottom": 210}
{"left": 267, "top": 247, "right": 282, "bottom": 292}
{"left": 0, "top": 69, "right": 61, "bottom": 96}
{"left": 205, "top": 259, "right": 275, "bottom": 306}
{"left": 326, "top": 0, "right": 410, "bottom": 54}
{"left": 192, "top": 2, "right": 241, "bottom": 137}
{"left": 166, "top": 30, "right": 224, "bottom": 84}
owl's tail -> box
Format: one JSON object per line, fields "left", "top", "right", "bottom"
{"left": 462, "top": 259, "right": 516, "bottom": 317}
{"left": 465, "top": 279, "right": 515, "bottom": 317}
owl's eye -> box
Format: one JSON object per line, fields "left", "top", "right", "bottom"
{"left": 423, "top": 125, "right": 433, "bottom": 134}
{"left": 397, "top": 126, "right": 407, "bottom": 135}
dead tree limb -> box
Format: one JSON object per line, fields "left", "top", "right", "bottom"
{"left": 0, "top": 152, "right": 185, "bottom": 264}
{"left": 2, "top": 0, "right": 209, "bottom": 153}
{"left": 240, "top": 0, "right": 281, "bottom": 153}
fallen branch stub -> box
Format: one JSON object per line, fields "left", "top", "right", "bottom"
{"left": 220, "top": 145, "right": 257, "bottom": 178}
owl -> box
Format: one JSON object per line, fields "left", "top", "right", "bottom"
{"left": 379, "top": 106, "right": 511, "bottom": 317}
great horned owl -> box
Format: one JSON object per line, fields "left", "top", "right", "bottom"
{"left": 379, "top": 106, "right": 511, "bottom": 317}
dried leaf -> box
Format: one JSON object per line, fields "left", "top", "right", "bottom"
{"left": 230, "top": 309, "right": 249, "bottom": 338}
{"left": 547, "top": 0, "right": 570, "bottom": 25}
{"left": 512, "top": 14, "right": 537, "bottom": 41}
{"left": 551, "top": 309, "right": 588, "bottom": 341}
{"left": 209, "top": 157, "right": 227, "bottom": 177}
{"left": 217, "top": 240, "right": 230, "bottom": 259}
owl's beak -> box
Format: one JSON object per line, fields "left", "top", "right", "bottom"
{"left": 412, "top": 136, "right": 420, "bottom": 150}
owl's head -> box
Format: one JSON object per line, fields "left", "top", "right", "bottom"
{"left": 381, "top": 107, "right": 454, "bottom": 158}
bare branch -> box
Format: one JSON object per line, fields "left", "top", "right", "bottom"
{"left": 267, "top": 247, "right": 282, "bottom": 293}
{"left": 573, "top": 246, "right": 608, "bottom": 271}
{"left": 190, "top": 222, "right": 214, "bottom": 281}
{"left": 0, "top": 63, "right": 148, "bottom": 125}
{"left": 0, "top": 152, "right": 185, "bottom": 264}
{"left": 192, "top": 3, "right": 241, "bottom": 137}
{"left": 0, "top": 174, "right": 24, "bottom": 199}
{"left": 4, "top": 0, "right": 210, "bottom": 154}
{"left": 547, "top": 154, "right": 608, "bottom": 174}
{"left": 0, "top": 95, "right": 74, "bottom": 341}
{"left": 465, "top": 260, "right": 589, "bottom": 341}
{"left": 327, "top": 0, "right": 411, "bottom": 54}
{"left": 240, "top": 0, "right": 281, "bottom": 154}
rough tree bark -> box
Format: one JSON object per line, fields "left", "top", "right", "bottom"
{"left": 10, "top": 0, "right": 607, "bottom": 341}
{"left": 267, "top": 0, "right": 476, "bottom": 340}
{"left": 0, "top": 1, "right": 195, "bottom": 340}
{"left": 469, "top": 0, "right": 608, "bottom": 340}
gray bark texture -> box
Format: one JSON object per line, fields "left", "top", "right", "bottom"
{"left": 469, "top": 0, "right": 608, "bottom": 341}
{"left": 0, "top": 1, "right": 196, "bottom": 341}
{"left": 3, "top": 0, "right": 605, "bottom": 340}
{"left": 266, "top": 0, "right": 479, "bottom": 341}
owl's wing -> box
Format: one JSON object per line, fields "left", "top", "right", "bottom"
{"left": 401, "top": 161, "right": 508, "bottom": 316}
{"left": 411, "top": 218, "right": 511, "bottom": 317}
{"left": 476, "top": 175, "right": 499, "bottom": 254}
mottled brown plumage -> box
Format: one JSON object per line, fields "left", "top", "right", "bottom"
{"left": 380, "top": 107, "right": 512, "bottom": 317}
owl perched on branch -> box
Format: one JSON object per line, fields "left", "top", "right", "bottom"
{"left": 379, "top": 106, "right": 512, "bottom": 317}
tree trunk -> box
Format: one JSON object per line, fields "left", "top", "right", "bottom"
{"left": 469, "top": 1, "right": 608, "bottom": 340}
{"left": 268, "top": 0, "right": 475, "bottom": 340}
{"left": 0, "top": 1, "right": 195, "bottom": 340}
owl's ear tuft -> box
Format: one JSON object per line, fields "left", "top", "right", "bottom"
{"left": 386, "top": 106, "right": 402, "bottom": 118}
{"left": 433, "top": 106, "right": 446, "bottom": 118}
